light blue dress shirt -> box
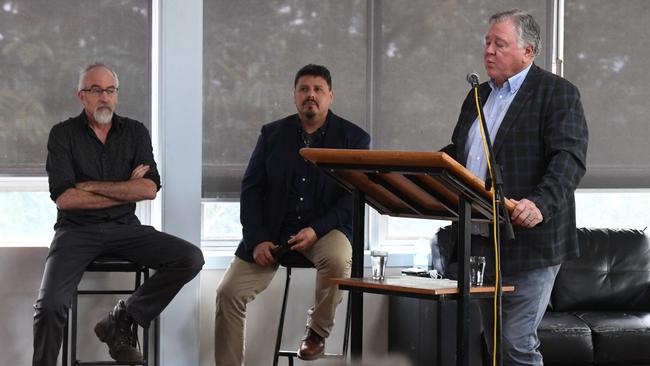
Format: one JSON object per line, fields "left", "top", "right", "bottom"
{"left": 465, "top": 64, "right": 532, "bottom": 236}
{"left": 465, "top": 63, "right": 533, "bottom": 181}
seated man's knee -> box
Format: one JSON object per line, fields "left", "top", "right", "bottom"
{"left": 170, "top": 242, "right": 204, "bottom": 277}
{"left": 186, "top": 245, "right": 205, "bottom": 275}
{"left": 326, "top": 255, "right": 351, "bottom": 276}
{"left": 318, "top": 236, "right": 352, "bottom": 276}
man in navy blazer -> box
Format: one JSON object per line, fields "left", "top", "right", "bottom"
{"left": 214, "top": 64, "right": 370, "bottom": 365}
{"left": 441, "top": 10, "right": 588, "bottom": 365}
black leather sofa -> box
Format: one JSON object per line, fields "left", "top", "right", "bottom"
{"left": 538, "top": 227, "right": 650, "bottom": 365}
{"left": 427, "top": 226, "right": 650, "bottom": 365}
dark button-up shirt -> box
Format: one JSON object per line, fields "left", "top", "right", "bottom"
{"left": 280, "top": 119, "right": 329, "bottom": 242}
{"left": 46, "top": 111, "right": 161, "bottom": 229}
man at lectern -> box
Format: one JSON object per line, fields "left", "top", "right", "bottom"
{"left": 214, "top": 64, "right": 370, "bottom": 364}
{"left": 441, "top": 9, "right": 588, "bottom": 366}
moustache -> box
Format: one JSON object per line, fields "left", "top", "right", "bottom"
{"left": 95, "top": 104, "right": 113, "bottom": 111}
{"left": 303, "top": 99, "right": 318, "bottom": 107}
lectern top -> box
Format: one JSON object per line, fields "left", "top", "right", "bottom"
{"left": 300, "top": 148, "right": 515, "bottom": 221}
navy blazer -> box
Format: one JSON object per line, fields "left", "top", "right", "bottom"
{"left": 235, "top": 111, "right": 370, "bottom": 262}
{"left": 442, "top": 64, "right": 588, "bottom": 273}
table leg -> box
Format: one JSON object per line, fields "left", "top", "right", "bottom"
{"left": 351, "top": 190, "right": 365, "bottom": 360}
{"left": 457, "top": 195, "right": 472, "bottom": 366}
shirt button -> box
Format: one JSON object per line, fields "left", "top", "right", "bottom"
{"left": 299, "top": 197, "right": 304, "bottom": 201}
{"left": 298, "top": 216, "right": 302, "bottom": 220}
{"left": 301, "top": 178, "right": 306, "bottom": 182}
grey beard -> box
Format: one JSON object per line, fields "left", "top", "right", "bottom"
{"left": 94, "top": 107, "right": 113, "bottom": 124}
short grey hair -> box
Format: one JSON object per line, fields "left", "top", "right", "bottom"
{"left": 489, "top": 9, "right": 541, "bottom": 57}
{"left": 77, "top": 63, "right": 120, "bottom": 91}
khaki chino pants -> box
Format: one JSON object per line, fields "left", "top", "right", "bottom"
{"left": 214, "top": 229, "right": 352, "bottom": 366}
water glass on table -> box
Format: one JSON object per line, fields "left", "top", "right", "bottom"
{"left": 470, "top": 255, "right": 486, "bottom": 286}
{"left": 370, "top": 250, "right": 388, "bottom": 280}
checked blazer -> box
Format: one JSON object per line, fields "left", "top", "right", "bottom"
{"left": 235, "top": 110, "right": 370, "bottom": 263}
{"left": 441, "top": 64, "right": 588, "bottom": 274}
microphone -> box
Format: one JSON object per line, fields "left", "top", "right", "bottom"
{"left": 466, "top": 72, "right": 480, "bottom": 88}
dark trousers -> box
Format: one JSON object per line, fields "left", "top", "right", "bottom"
{"left": 32, "top": 223, "right": 205, "bottom": 366}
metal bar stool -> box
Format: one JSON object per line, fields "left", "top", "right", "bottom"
{"left": 273, "top": 252, "right": 351, "bottom": 366}
{"left": 61, "top": 255, "right": 157, "bottom": 366}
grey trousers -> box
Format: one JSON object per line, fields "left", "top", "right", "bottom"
{"left": 32, "top": 222, "right": 204, "bottom": 366}
{"left": 480, "top": 264, "right": 561, "bottom": 366}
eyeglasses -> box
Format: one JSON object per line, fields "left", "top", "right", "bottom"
{"left": 81, "top": 87, "right": 118, "bottom": 96}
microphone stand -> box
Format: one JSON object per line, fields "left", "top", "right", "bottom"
{"left": 469, "top": 77, "right": 514, "bottom": 366}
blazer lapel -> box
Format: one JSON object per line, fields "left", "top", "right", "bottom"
{"left": 457, "top": 84, "right": 491, "bottom": 165}
{"left": 315, "top": 111, "right": 338, "bottom": 195}
{"left": 282, "top": 116, "right": 299, "bottom": 191}
{"left": 492, "top": 64, "right": 540, "bottom": 155}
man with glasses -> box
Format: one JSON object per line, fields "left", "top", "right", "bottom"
{"left": 32, "top": 63, "right": 204, "bottom": 366}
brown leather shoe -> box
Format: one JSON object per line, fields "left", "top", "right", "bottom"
{"left": 297, "top": 327, "right": 325, "bottom": 360}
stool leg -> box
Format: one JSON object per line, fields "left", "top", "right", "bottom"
{"left": 342, "top": 290, "right": 352, "bottom": 357}
{"left": 62, "top": 308, "right": 69, "bottom": 366}
{"left": 273, "top": 267, "right": 293, "bottom": 366}
{"left": 71, "top": 289, "right": 78, "bottom": 366}
{"left": 142, "top": 268, "right": 149, "bottom": 366}
{"left": 72, "top": 261, "right": 159, "bottom": 365}
{"left": 155, "top": 316, "right": 160, "bottom": 366}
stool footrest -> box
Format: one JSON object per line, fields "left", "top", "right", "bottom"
{"left": 77, "top": 290, "right": 135, "bottom": 295}
{"left": 76, "top": 361, "right": 146, "bottom": 365}
{"left": 277, "top": 350, "right": 344, "bottom": 359}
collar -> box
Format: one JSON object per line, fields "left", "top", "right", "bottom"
{"left": 297, "top": 110, "right": 331, "bottom": 137}
{"left": 488, "top": 63, "right": 532, "bottom": 94}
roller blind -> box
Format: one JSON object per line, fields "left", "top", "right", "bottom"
{"left": 0, "top": 0, "right": 152, "bottom": 177}
{"left": 564, "top": 0, "right": 650, "bottom": 188}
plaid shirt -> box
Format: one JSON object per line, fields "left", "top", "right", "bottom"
{"left": 442, "top": 64, "right": 589, "bottom": 274}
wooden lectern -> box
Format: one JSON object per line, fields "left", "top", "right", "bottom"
{"left": 300, "top": 148, "right": 515, "bottom": 366}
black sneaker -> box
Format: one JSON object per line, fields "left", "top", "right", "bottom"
{"left": 94, "top": 299, "right": 143, "bottom": 362}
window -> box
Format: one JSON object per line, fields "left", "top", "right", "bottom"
{"left": 369, "top": 189, "right": 650, "bottom": 254}
{"left": 202, "top": 200, "right": 241, "bottom": 246}
{"left": 202, "top": 0, "right": 366, "bottom": 248}
{"left": 201, "top": 0, "right": 547, "bottom": 249}
{"left": 202, "top": 0, "right": 367, "bottom": 200}
{"left": 0, "top": 0, "right": 152, "bottom": 245}
{"left": 196, "top": 1, "right": 650, "bottom": 252}
{"left": 372, "top": 0, "right": 546, "bottom": 152}
{"left": 576, "top": 190, "right": 650, "bottom": 230}
{"left": 368, "top": 0, "right": 545, "bottom": 250}
{"left": 564, "top": 0, "right": 650, "bottom": 188}
{"left": 0, "top": 178, "right": 55, "bottom": 246}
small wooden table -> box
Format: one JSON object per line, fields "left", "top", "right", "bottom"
{"left": 300, "top": 148, "right": 516, "bottom": 365}
{"left": 333, "top": 276, "right": 514, "bottom": 365}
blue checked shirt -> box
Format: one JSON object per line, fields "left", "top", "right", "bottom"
{"left": 465, "top": 64, "right": 533, "bottom": 181}
{"left": 465, "top": 64, "right": 532, "bottom": 236}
